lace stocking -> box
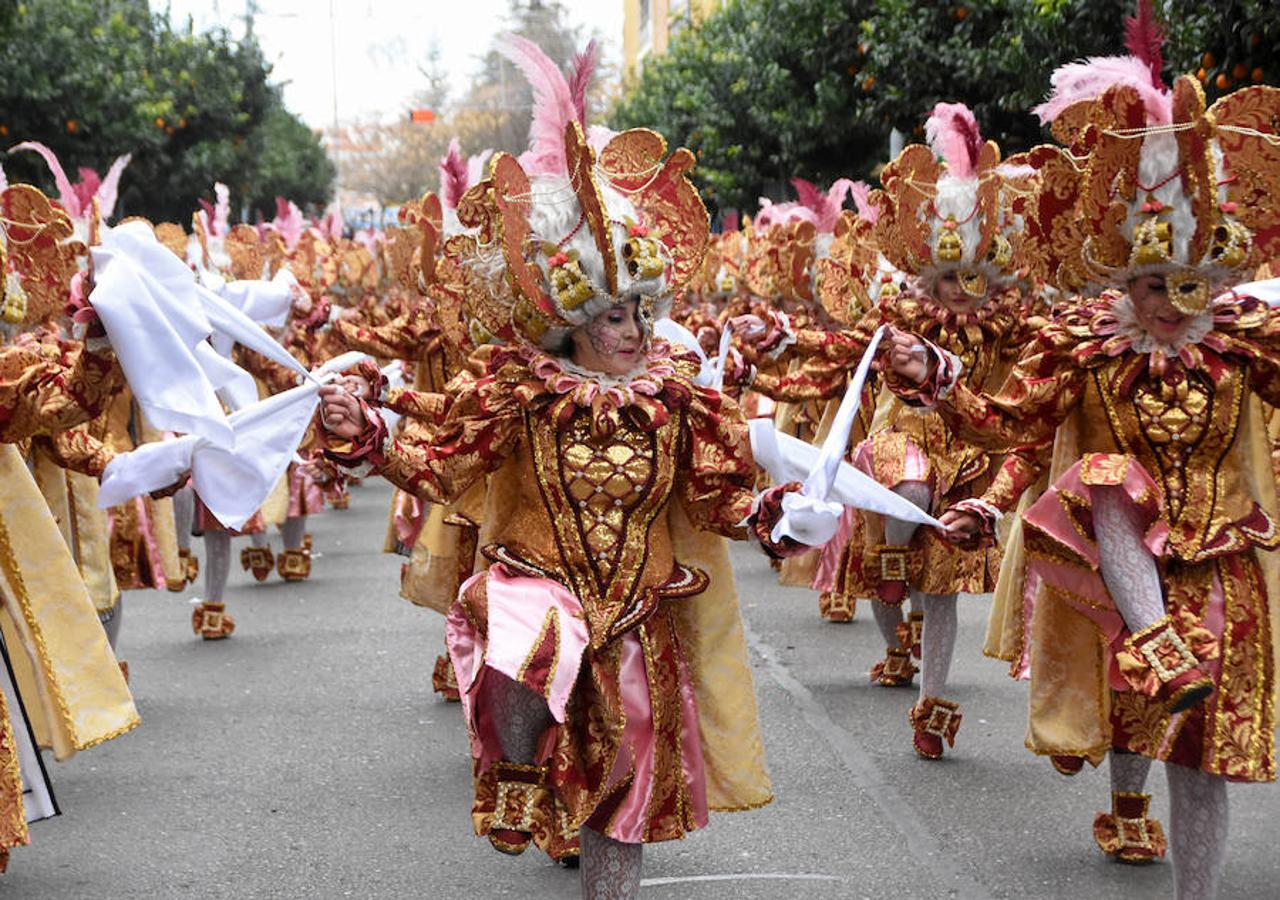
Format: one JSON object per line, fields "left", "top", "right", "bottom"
{"left": 1166, "top": 763, "right": 1228, "bottom": 900}
{"left": 1110, "top": 749, "right": 1152, "bottom": 794}
{"left": 1095, "top": 486, "right": 1164, "bottom": 633}
{"left": 871, "top": 600, "right": 904, "bottom": 646}
{"left": 281, "top": 516, "right": 307, "bottom": 552}
{"left": 249, "top": 530, "right": 269, "bottom": 549}
{"left": 579, "top": 825, "right": 643, "bottom": 900}
{"left": 483, "top": 672, "right": 552, "bottom": 764}
{"left": 172, "top": 485, "right": 194, "bottom": 552}
{"left": 204, "top": 532, "right": 231, "bottom": 603}
{"left": 918, "top": 593, "right": 958, "bottom": 698}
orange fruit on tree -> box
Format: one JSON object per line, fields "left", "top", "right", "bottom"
{"left": 1215, "top": 73, "right": 1230, "bottom": 89}
{"left": 1197, "top": 67, "right": 1208, "bottom": 83}
{"left": 1253, "top": 68, "right": 1265, "bottom": 83}
{"left": 1202, "top": 51, "right": 1216, "bottom": 68}
{"left": 1232, "top": 63, "right": 1247, "bottom": 79}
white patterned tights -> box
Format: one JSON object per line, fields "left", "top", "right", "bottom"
{"left": 579, "top": 825, "right": 642, "bottom": 900}
{"left": 1167, "top": 762, "right": 1228, "bottom": 900}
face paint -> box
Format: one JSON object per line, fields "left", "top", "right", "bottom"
{"left": 571, "top": 299, "right": 644, "bottom": 377}
{"left": 585, "top": 302, "right": 640, "bottom": 356}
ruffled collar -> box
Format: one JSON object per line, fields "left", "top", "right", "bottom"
{"left": 509, "top": 341, "right": 691, "bottom": 436}
{"left": 898, "top": 287, "right": 1020, "bottom": 345}
{"left": 1078, "top": 290, "right": 1235, "bottom": 375}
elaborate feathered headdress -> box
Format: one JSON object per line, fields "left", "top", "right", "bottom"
{"left": 0, "top": 184, "right": 86, "bottom": 326}
{"left": 9, "top": 142, "right": 131, "bottom": 242}
{"left": 1028, "top": 0, "right": 1280, "bottom": 310}
{"left": 475, "top": 37, "right": 708, "bottom": 350}
{"left": 872, "top": 102, "right": 1018, "bottom": 299}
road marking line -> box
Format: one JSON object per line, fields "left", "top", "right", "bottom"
{"left": 641, "top": 873, "right": 847, "bottom": 886}
{"left": 743, "top": 617, "right": 996, "bottom": 900}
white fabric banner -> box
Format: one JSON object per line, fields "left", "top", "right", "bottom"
{"left": 748, "top": 323, "right": 946, "bottom": 544}
{"left": 98, "top": 352, "right": 369, "bottom": 531}
{"left": 90, "top": 221, "right": 235, "bottom": 446}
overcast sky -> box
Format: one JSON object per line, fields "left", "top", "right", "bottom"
{"left": 162, "top": 1, "right": 624, "bottom": 128}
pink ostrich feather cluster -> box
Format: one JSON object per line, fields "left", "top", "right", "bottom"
{"left": 499, "top": 36, "right": 599, "bottom": 177}
{"left": 790, "top": 177, "right": 856, "bottom": 233}
{"left": 10, "top": 141, "right": 131, "bottom": 219}
{"left": 925, "top": 103, "right": 983, "bottom": 178}
{"left": 1033, "top": 1, "right": 1171, "bottom": 125}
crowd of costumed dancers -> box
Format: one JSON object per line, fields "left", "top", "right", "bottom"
{"left": 2, "top": 4, "right": 1279, "bottom": 898}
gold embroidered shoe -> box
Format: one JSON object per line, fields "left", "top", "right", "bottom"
{"left": 488, "top": 761, "right": 547, "bottom": 855}
{"left": 897, "top": 610, "right": 925, "bottom": 659}
{"left": 277, "top": 548, "right": 311, "bottom": 582}
{"left": 870, "top": 647, "right": 918, "bottom": 687}
{"left": 191, "top": 600, "right": 235, "bottom": 640}
{"left": 910, "top": 696, "right": 962, "bottom": 759}
{"left": 240, "top": 546, "right": 274, "bottom": 582}
{"left": 432, "top": 653, "right": 461, "bottom": 702}
{"left": 1093, "top": 791, "right": 1167, "bottom": 864}
{"left": 1118, "top": 613, "right": 1217, "bottom": 713}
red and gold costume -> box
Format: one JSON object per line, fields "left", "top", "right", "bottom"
{"left": 0, "top": 181, "right": 137, "bottom": 872}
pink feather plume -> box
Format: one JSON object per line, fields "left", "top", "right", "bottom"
{"left": 1033, "top": 55, "right": 1172, "bottom": 125}
{"left": 271, "top": 198, "right": 305, "bottom": 251}
{"left": 212, "top": 183, "right": 230, "bottom": 235}
{"left": 722, "top": 210, "right": 740, "bottom": 233}
{"left": 439, "top": 138, "right": 470, "bottom": 210}
{"left": 925, "top": 103, "right": 983, "bottom": 179}
{"left": 96, "top": 154, "right": 132, "bottom": 220}
{"left": 11, "top": 141, "right": 79, "bottom": 216}
{"left": 1124, "top": 0, "right": 1164, "bottom": 90}
{"left": 499, "top": 35, "right": 579, "bottom": 176}
{"left": 467, "top": 149, "right": 494, "bottom": 188}
{"left": 569, "top": 40, "right": 600, "bottom": 125}
{"left": 849, "top": 181, "right": 878, "bottom": 223}
{"left": 790, "top": 177, "right": 855, "bottom": 233}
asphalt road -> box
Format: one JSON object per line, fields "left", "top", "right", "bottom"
{"left": 6, "top": 479, "right": 1279, "bottom": 899}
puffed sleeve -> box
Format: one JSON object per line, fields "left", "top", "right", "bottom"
{"left": 675, "top": 384, "right": 758, "bottom": 539}
{"left": 912, "top": 319, "right": 1088, "bottom": 455}
{"left": 0, "top": 338, "right": 122, "bottom": 444}
{"left": 333, "top": 300, "right": 441, "bottom": 360}
{"left": 750, "top": 307, "right": 879, "bottom": 402}
{"left": 34, "top": 423, "right": 116, "bottom": 479}
{"left": 331, "top": 364, "right": 521, "bottom": 505}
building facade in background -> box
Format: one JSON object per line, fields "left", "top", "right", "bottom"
{"left": 622, "top": 0, "right": 722, "bottom": 75}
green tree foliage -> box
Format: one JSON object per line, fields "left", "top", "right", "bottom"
{"left": 0, "top": 0, "right": 332, "bottom": 223}
{"left": 613, "top": 0, "right": 1280, "bottom": 212}
{"left": 611, "top": 0, "right": 884, "bottom": 213}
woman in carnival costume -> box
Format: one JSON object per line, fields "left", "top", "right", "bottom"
{"left": 0, "top": 179, "right": 140, "bottom": 873}
{"left": 886, "top": 28, "right": 1280, "bottom": 899}
{"left": 738, "top": 103, "right": 1041, "bottom": 759}
{"left": 317, "top": 38, "right": 811, "bottom": 898}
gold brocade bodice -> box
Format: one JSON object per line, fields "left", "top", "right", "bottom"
{"left": 1081, "top": 355, "right": 1276, "bottom": 561}
{"left": 488, "top": 408, "right": 683, "bottom": 648}
{"left": 885, "top": 314, "right": 1020, "bottom": 495}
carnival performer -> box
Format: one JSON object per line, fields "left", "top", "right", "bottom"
{"left": 884, "top": 47, "right": 1280, "bottom": 900}
{"left": 738, "top": 104, "right": 1040, "bottom": 759}
{"left": 0, "top": 179, "right": 140, "bottom": 874}
{"left": 315, "top": 37, "right": 812, "bottom": 898}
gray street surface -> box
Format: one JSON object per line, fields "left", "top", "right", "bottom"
{"left": 6, "top": 479, "right": 1279, "bottom": 898}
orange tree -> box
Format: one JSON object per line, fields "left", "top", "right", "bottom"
{"left": 0, "top": 0, "right": 332, "bottom": 222}
{"left": 613, "top": 0, "right": 1279, "bottom": 213}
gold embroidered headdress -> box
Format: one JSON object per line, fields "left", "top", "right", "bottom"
{"left": 483, "top": 38, "right": 708, "bottom": 350}
{"left": 1029, "top": 0, "right": 1280, "bottom": 311}
{"left": 872, "top": 103, "right": 1020, "bottom": 300}
{"left": 0, "top": 184, "right": 85, "bottom": 326}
